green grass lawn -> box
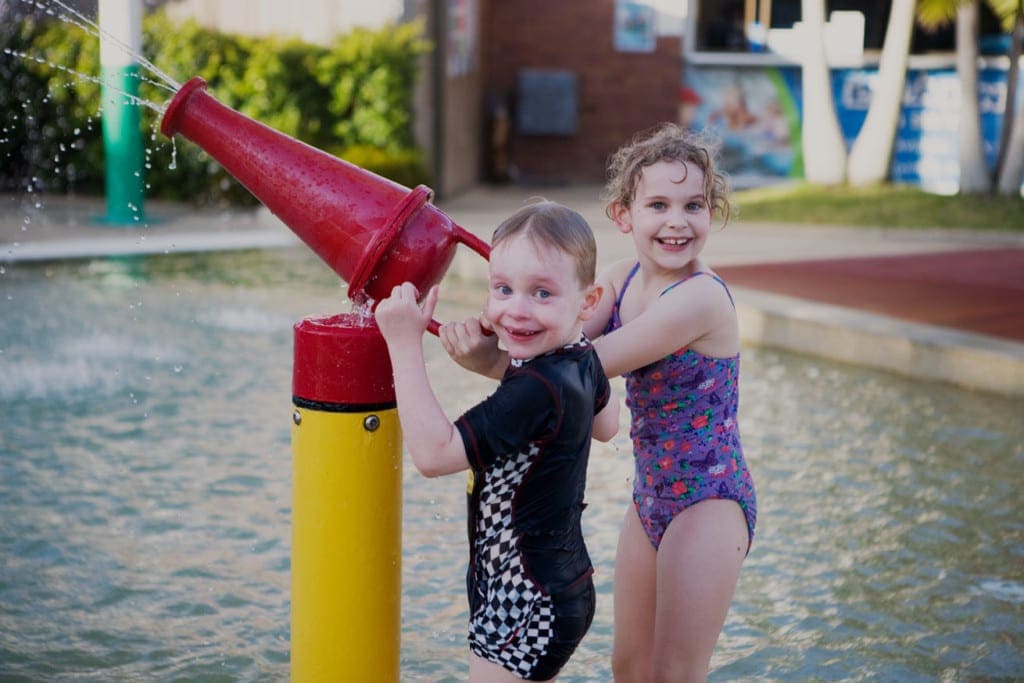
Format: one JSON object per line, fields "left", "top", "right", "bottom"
{"left": 731, "top": 182, "right": 1024, "bottom": 231}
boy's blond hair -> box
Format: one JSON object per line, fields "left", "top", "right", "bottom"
{"left": 491, "top": 200, "right": 597, "bottom": 287}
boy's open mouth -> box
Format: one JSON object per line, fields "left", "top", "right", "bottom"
{"left": 505, "top": 327, "right": 540, "bottom": 339}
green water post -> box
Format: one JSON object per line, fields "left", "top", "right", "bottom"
{"left": 99, "top": 0, "right": 145, "bottom": 224}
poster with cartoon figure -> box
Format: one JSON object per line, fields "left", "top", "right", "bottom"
{"left": 686, "top": 61, "right": 1022, "bottom": 193}
{"left": 615, "top": 0, "right": 656, "bottom": 53}
{"left": 683, "top": 65, "right": 800, "bottom": 182}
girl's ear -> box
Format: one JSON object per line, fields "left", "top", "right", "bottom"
{"left": 610, "top": 201, "right": 632, "bottom": 234}
{"left": 577, "top": 284, "right": 603, "bottom": 322}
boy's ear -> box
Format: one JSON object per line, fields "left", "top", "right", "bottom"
{"left": 577, "top": 284, "right": 603, "bottom": 321}
{"left": 610, "top": 201, "right": 632, "bottom": 234}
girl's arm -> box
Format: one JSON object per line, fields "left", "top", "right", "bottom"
{"left": 441, "top": 257, "right": 641, "bottom": 380}
{"left": 374, "top": 283, "right": 469, "bottom": 478}
{"left": 594, "top": 274, "right": 737, "bottom": 378}
{"left": 592, "top": 395, "right": 619, "bottom": 442}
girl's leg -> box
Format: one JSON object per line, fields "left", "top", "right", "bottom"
{"left": 611, "top": 503, "right": 657, "bottom": 682}
{"left": 651, "top": 498, "right": 748, "bottom": 683}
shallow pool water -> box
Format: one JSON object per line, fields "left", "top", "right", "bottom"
{"left": 1, "top": 248, "right": 1021, "bottom": 681}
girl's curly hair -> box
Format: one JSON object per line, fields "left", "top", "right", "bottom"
{"left": 601, "top": 123, "right": 732, "bottom": 225}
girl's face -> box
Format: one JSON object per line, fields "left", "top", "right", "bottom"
{"left": 484, "top": 234, "right": 600, "bottom": 360}
{"left": 613, "top": 159, "right": 712, "bottom": 276}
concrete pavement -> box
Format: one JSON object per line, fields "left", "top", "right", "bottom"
{"left": 2, "top": 187, "right": 1023, "bottom": 396}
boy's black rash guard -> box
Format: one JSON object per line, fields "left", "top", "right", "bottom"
{"left": 456, "top": 338, "right": 610, "bottom": 594}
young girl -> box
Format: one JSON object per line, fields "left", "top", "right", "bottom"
{"left": 441, "top": 124, "right": 757, "bottom": 682}
{"left": 375, "top": 201, "right": 620, "bottom": 682}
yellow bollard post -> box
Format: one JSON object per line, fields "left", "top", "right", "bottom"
{"left": 291, "top": 313, "right": 401, "bottom": 682}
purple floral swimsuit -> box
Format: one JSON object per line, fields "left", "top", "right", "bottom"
{"left": 606, "top": 264, "right": 757, "bottom": 550}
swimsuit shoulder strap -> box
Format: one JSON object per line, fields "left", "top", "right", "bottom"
{"left": 609, "top": 262, "right": 642, "bottom": 327}
{"left": 660, "top": 271, "right": 735, "bottom": 308}
{"left": 615, "top": 262, "right": 642, "bottom": 309}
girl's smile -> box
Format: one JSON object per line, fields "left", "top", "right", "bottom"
{"left": 655, "top": 236, "right": 693, "bottom": 249}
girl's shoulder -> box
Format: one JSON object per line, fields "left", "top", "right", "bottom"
{"left": 597, "top": 259, "right": 640, "bottom": 306}
{"left": 598, "top": 258, "right": 638, "bottom": 287}
{"left": 659, "top": 268, "right": 734, "bottom": 308}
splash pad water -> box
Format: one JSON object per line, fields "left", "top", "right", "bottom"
{"left": 1, "top": 249, "right": 1022, "bottom": 680}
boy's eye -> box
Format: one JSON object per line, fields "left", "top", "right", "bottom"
{"left": 536, "top": 289, "right": 551, "bottom": 299}
{"left": 496, "top": 284, "right": 512, "bottom": 296}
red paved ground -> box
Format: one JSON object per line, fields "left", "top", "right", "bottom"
{"left": 715, "top": 248, "right": 1024, "bottom": 343}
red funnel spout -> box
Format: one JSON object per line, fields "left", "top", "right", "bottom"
{"left": 161, "top": 77, "right": 489, "bottom": 311}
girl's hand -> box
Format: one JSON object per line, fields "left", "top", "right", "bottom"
{"left": 374, "top": 283, "right": 439, "bottom": 345}
{"left": 439, "top": 315, "right": 506, "bottom": 379}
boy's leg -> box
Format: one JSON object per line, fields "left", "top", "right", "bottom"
{"left": 652, "top": 498, "right": 747, "bottom": 683}
{"left": 611, "top": 503, "right": 657, "bottom": 682}
{"left": 469, "top": 653, "right": 541, "bottom": 682}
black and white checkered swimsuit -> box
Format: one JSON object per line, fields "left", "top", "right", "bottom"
{"left": 456, "top": 338, "right": 610, "bottom": 680}
{"left": 467, "top": 445, "right": 557, "bottom": 677}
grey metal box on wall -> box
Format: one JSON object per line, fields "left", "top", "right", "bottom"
{"left": 516, "top": 69, "right": 578, "bottom": 136}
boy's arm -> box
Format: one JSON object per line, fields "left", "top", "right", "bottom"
{"left": 440, "top": 316, "right": 508, "bottom": 380}
{"left": 375, "top": 284, "right": 469, "bottom": 478}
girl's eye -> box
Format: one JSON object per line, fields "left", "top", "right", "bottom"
{"left": 650, "top": 201, "right": 667, "bottom": 210}
{"left": 687, "top": 201, "right": 704, "bottom": 211}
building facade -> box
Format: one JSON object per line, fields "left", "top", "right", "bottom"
{"left": 155, "top": 0, "right": 686, "bottom": 195}
{"left": 148, "top": 0, "right": 1022, "bottom": 195}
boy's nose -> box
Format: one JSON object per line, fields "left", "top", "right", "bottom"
{"left": 507, "top": 294, "right": 531, "bottom": 317}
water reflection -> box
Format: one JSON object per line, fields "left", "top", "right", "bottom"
{"left": 0, "top": 248, "right": 1021, "bottom": 681}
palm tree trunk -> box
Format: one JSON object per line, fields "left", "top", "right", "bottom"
{"left": 996, "top": 3, "right": 1024, "bottom": 194}
{"left": 801, "top": 0, "right": 847, "bottom": 184}
{"left": 957, "top": 1, "right": 993, "bottom": 193}
{"left": 996, "top": 92, "right": 1024, "bottom": 194}
{"left": 847, "top": 0, "right": 916, "bottom": 185}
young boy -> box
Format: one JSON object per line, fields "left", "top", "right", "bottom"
{"left": 374, "top": 200, "right": 619, "bottom": 682}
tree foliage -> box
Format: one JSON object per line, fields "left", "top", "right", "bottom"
{"left": 0, "top": 8, "right": 431, "bottom": 204}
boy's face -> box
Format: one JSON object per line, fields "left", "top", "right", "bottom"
{"left": 484, "top": 234, "right": 601, "bottom": 360}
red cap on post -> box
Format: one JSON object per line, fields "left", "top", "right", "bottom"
{"left": 293, "top": 314, "right": 394, "bottom": 408}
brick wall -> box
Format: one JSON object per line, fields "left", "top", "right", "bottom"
{"left": 482, "top": 0, "right": 681, "bottom": 184}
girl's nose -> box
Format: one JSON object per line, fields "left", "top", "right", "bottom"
{"left": 667, "top": 206, "right": 688, "bottom": 229}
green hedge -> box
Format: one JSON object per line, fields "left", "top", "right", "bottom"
{"left": 0, "top": 9, "right": 431, "bottom": 205}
